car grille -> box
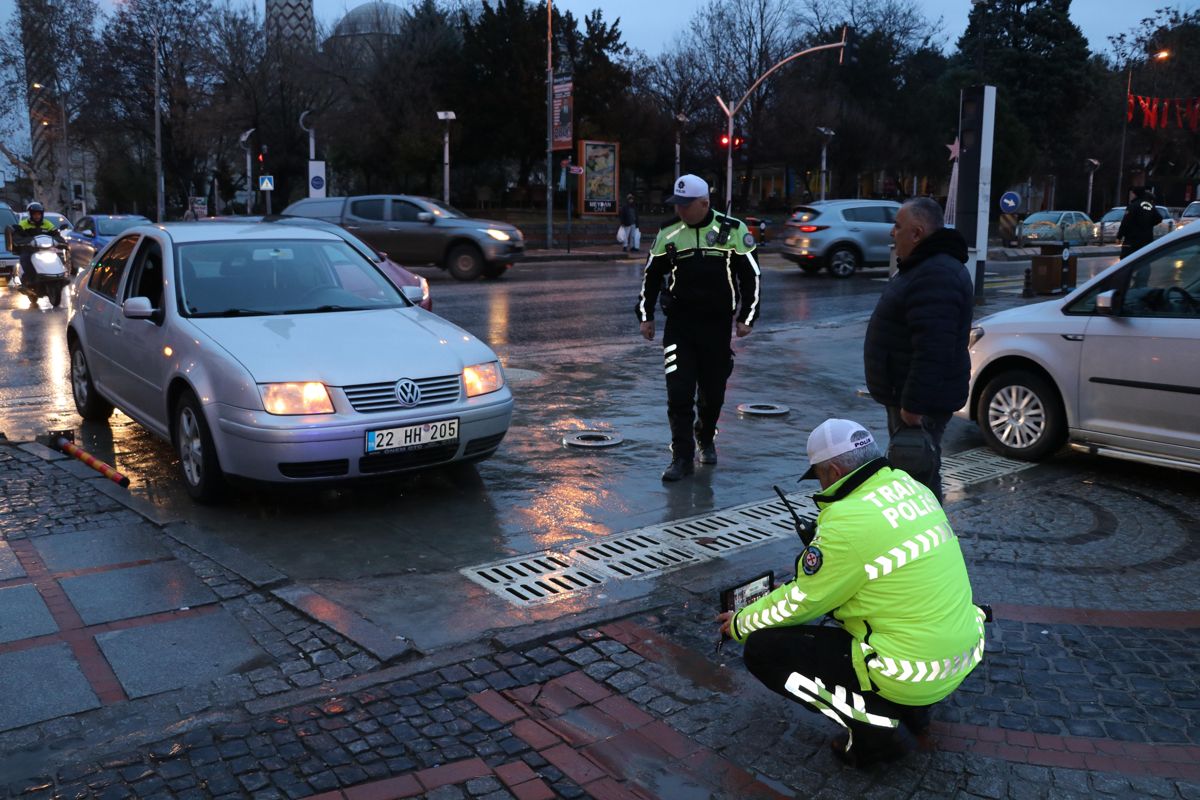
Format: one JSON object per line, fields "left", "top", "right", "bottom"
{"left": 343, "top": 375, "right": 461, "bottom": 413}
{"left": 359, "top": 443, "right": 459, "bottom": 474}
{"left": 463, "top": 432, "right": 506, "bottom": 457}
{"left": 278, "top": 459, "right": 350, "bottom": 478}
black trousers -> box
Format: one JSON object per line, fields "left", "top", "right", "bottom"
{"left": 743, "top": 625, "right": 930, "bottom": 760}
{"left": 662, "top": 315, "right": 733, "bottom": 460}
{"left": 885, "top": 407, "right": 952, "bottom": 503}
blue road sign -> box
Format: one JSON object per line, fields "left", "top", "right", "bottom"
{"left": 310, "top": 175, "right": 324, "bottom": 190}
{"left": 999, "top": 191, "right": 1020, "bottom": 213}
{"left": 258, "top": 175, "right": 275, "bottom": 191}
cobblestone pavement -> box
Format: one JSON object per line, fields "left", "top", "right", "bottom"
{"left": 2, "top": 429, "right": 1200, "bottom": 798}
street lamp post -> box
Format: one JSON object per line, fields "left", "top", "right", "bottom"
{"left": 33, "top": 80, "right": 72, "bottom": 214}
{"left": 1115, "top": 49, "right": 1170, "bottom": 204}
{"left": 674, "top": 112, "right": 688, "bottom": 181}
{"left": 816, "top": 127, "right": 835, "bottom": 201}
{"left": 1084, "top": 158, "right": 1100, "bottom": 218}
{"left": 715, "top": 28, "right": 850, "bottom": 211}
{"left": 153, "top": 25, "right": 164, "bottom": 221}
{"left": 239, "top": 128, "right": 255, "bottom": 214}
{"left": 436, "top": 111, "right": 456, "bottom": 205}
{"left": 545, "top": 0, "right": 553, "bottom": 248}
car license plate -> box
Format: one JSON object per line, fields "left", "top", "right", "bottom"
{"left": 365, "top": 419, "right": 459, "bottom": 453}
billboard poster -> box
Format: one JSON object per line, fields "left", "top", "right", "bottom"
{"left": 552, "top": 76, "right": 573, "bottom": 150}
{"left": 578, "top": 140, "right": 619, "bottom": 215}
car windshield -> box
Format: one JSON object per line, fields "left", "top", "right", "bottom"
{"left": 1101, "top": 209, "right": 1124, "bottom": 223}
{"left": 1023, "top": 212, "right": 1061, "bottom": 224}
{"left": 176, "top": 238, "right": 406, "bottom": 317}
{"left": 97, "top": 217, "right": 148, "bottom": 236}
{"left": 1183, "top": 204, "right": 1200, "bottom": 219}
{"left": 424, "top": 199, "right": 466, "bottom": 219}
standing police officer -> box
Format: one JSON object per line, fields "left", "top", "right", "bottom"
{"left": 1117, "top": 187, "right": 1163, "bottom": 258}
{"left": 636, "top": 174, "right": 761, "bottom": 482}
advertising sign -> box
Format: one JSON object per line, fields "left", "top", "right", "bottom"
{"left": 552, "top": 76, "right": 573, "bottom": 150}
{"left": 578, "top": 140, "right": 619, "bottom": 215}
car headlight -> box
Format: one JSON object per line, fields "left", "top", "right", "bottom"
{"left": 418, "top": 275, "right": 430, "bottom": 303}
{"left": 483, "top": 228, "right": 511, "bottom": 241}
{"left": 463, "top": 362, "right": 504, "bottom": 397}
{"left": 259, "top": 382, "right": 334, "bottom": 415}
{"left": 968, "top": 326, "right": 985, "bottom": 348}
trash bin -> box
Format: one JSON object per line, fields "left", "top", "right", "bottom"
{"left": 1030, "top": 243, "right": 1077, "bottom": 294}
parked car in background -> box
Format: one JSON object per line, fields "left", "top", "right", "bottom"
{"left": 0, "top": 202, "right": 20, "bottom": 283}
{"left": 1015, "top": 210, "right": 1094, "bottom": 247}
{"left": 1094, "top": 205, "right": 1175, "bottom": 243}
{"left": 67, "top": 222, "right": 512, "bottom": 501}
{"left": 199, "top": 215, "right": 432, "bottom": 310}
{"left": 1176, "top": 201, "right": 1200, "bottom": 229}
{"left": 63, "top": 214, "right": 150, "bottom": 274}
{"left": 961, "top": 224, "right": 1199, "bottom": 473}
{"left": 281, "top": 195, "right": 524, "bottom": 281}
{"left": 780, "top": 199, "right": 901, "bottom": 278}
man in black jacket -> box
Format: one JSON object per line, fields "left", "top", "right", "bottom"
{"left": 1116, "top": 188, "right": 1163, "bottom": 258}
{"left": 863, "top": 197, "right": 972, "bottom": 501}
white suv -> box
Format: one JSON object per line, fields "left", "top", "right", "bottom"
{"left": 780, "top": 199, "right": 901, "bottom": 278}
{"left": 961, "top": 225, "right": 1200, "bottom": 473}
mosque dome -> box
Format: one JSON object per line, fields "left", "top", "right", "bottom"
{"left": 331, "top": 1, "right": 406, "bottom": 38}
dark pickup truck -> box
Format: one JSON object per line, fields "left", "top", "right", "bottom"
{"left": 281, "top": 194, "right": 524, "bottom": 281}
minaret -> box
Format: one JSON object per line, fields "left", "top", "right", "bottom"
{"left": 265, "top": 0, "right": 316, "bottom": 51}
{"left": 17, "top": 0, "right": 60, "bottom": 204}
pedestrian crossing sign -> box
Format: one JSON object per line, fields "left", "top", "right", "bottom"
{"left": 258, "top": 176, "right": 275, "bottom": 191}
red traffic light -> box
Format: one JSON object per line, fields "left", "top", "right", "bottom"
{"left": 719, "top": 134, "right": 731, "bottom": 147}
{"left": 257, "top": 153, "right": 264, "bottom": 163}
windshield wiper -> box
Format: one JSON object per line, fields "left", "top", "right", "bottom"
{"left": 191, "top": 308, "right": 273, "bottom": 317}
{"left": 279, "top": 304, "right": 363, "bottom": 314}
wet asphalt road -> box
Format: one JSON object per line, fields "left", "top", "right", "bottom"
{"left": 0, "top": 253, "right": 1118, "bottom": 652}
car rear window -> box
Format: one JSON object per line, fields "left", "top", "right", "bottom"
{"left": 349, "top": 199, "right": 385, "bottom": 220}
{"left": 1100, "top": 209, "right": 1124, "bottom": 222}
{"left": 96, "top": 217, "right": 148, "bottom": 236}
{"left": 1183, "top": 203, "right": 1200, "bottom": 219}
{"left": 790, "top": 207, "right": 821, "bottom": 223}
{"left": 843, "top": 206, "right": 896, "bottom": 223}
{"left": 286, "top": 198, "right": 344, "bottom": 220}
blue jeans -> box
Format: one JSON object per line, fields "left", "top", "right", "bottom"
{"left": 886, "top": 407, "right": 951, "bottom": 503}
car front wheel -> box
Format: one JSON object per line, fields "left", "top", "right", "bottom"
{"left": 826, "top": 246, "right": 859, "bottom": 278}
{"left": 977, "top": 370, "right": 1066, "bottom": 461}
{"left": 174, "top": 391, "right": 225, "bottom": 503}
{"left": 446, "top": 244, "right": 485, "bottom": 281}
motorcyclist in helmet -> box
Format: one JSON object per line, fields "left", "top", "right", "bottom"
{"left": 11, "top": 202, "right": 66, "bottom": 285}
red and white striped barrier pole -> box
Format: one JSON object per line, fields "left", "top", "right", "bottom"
{"left": 53, "top": 437, "right": 131, "bottom": 488}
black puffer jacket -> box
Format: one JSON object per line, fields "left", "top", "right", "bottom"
{"left": 863, "top": 228, "right": 973, "bottom": 415}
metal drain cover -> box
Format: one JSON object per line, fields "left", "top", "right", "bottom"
{"left": 563, "top": 430, "right": 624, "bottom": 448}
{"left": 737, "top": 403, "right": 790, "bottom": 416}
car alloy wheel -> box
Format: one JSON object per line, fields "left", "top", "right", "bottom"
{"left": 827, "top": 246, "right": 859, "bottom": 278}
{"left": 977, "top": 370, "right": 1066, "bottom": 461}
{"left": 174, "top": 391, "right": 225, "bottom": 502}
{"left": 69, "top": 341, "right": 114, "bottom": 420}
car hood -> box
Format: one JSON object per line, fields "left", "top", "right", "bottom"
{"left": 188, "top": 308, "right": 497, "bottom": 385}
{"left": 975, "top": 299, "right": 1083, "bottom": 334}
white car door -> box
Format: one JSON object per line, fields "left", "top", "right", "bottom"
{"left": 107, "top": 235, "right": 172, "bottom": 436}
{"left": 1077, "top": 237, "right": 1200, "bottom": 455}
{"left": 78, "top": 235, "right": 139, "bottom": 392}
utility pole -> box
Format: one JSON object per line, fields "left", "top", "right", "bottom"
{"left": 239, "top": 128, "right": 255, "bottom": 214}
{"left": 153, "top": 25, "right": 163, "bottom": 221}
{"left": 545, "top": 1, "right": 553, "bottom": 248}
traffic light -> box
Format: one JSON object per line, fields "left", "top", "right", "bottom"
{"left": 719, "top": 133, "right": 731, "bottom": 148}
{"left": 839, "top": 25, "right": 858, "bottom": 65}
{"left": 733, "top": 134, "right": 746, "bottom": 150}
{"left": 257, "top": 145, "right": 268, "bottom": 166}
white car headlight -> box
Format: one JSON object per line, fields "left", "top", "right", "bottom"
{"left": 463, "top": 362, "right": 504, "bottom": 397}
{"left": 969, "top": 326, "right": 985, "bottom": 348}
{"left": 483, "top": 228, "right": 511, "bottom": 241}
{"left": 259, "top": 382, "right": 334, "bottom": 415}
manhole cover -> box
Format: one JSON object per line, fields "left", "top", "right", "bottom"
{"left": 563, "top": 430, "right": 624, "bottom": 448}
{"left": 737, "top": 403, "right": 790, "bottom": 417}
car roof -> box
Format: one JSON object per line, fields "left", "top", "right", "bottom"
{"left": 147, "top": 221, "right": 346, "bottom": 245}
{"left": 800, "top": 199, "right": 900, "bottom": 207}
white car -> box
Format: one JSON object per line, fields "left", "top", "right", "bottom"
{"left": 961, "top": 225, "right": 1200, "bottom": 473}
{"left": 67, "top": 222, "right": 513, "bottom": 501}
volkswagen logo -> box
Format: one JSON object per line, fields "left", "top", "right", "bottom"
{"left": 394, "top": 378, "right": 422, "bottom": 407}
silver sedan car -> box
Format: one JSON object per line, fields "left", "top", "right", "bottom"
{"left": 960, "top": 224, "right": 1200, "bottom": 472}
{"left": 67, "top": 223, "right": 513, "bottom": 501}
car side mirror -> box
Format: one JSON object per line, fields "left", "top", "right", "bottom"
{"left": 1095, "top": 289, "right": 1116, "bottom": 315}
{"left": 401, "top": 285, "right": 424, "bottom": 305}
{"left": 417, "top": 212, "right": 434, "bottom": 224}
{"left": 78, "top": 228, "right": 92, "bottom": 237}
{"left": 123, "top": 296, "right": 156, "bottom": 319}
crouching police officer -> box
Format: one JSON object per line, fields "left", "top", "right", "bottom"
{"left": 636, "top": 175, "right": 761, "bottom": 482}
{"left": 718, "top": 419, "right": 985, "bottom": 767}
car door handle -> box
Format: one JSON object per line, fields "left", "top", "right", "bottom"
{"left": 848, "top": 227, "right": 862, "bottom": 232}
{"left": 110, "top": 321, "right": 122, "bottom": 332}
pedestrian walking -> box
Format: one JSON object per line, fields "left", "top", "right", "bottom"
{"left": 863, "top": 197, "right": 972, "bottom": 502}
{"left": 1117, "top": 187, "right": 1163, "bottom": 258}
{"left": 718, "top": 418, "right": 986, "bottom": 768}
{"left": 619, "top": 193, "right": 640, "bottom": 255}
{"left": 635, "top": 174, "right": 761, "bottom": 482}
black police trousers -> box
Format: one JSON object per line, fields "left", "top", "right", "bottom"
{"left": 744, "top": 625, "right": 931, "bottom": 762}
{"left": 661, "top": 314, "right": 733, "bottom": 460}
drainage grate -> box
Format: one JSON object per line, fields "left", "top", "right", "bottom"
{"left": 941, "top": 447, "right": 1036, "bottom": 490}
{"left": 571, "top": 532, "right": 701, "bottom": 579}
{"left": 462, "top": 553, "right": 605, "bottom": 605}
{"left": 464, "top": 449, "right": 1035, "bottom": 607}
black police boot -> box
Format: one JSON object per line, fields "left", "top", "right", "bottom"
{"left": 697, "top": 441, "right": 717, "bottom": 465}
{"left": 661, "top": 457, "right": 694, "bottom": 482}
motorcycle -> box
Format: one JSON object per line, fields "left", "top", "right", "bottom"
{"left": 10, "top": 233, "right": 70, "bottom": 308}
